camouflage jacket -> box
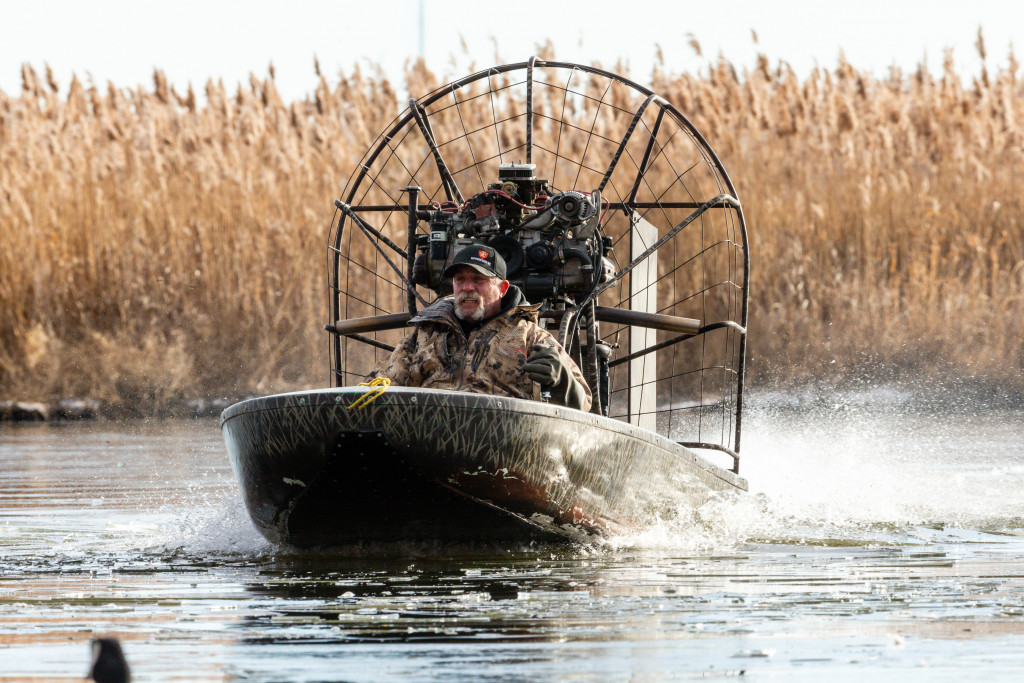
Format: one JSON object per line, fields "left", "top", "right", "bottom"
{"left": 369, "top": 287, "right": 592, "bottom": 411}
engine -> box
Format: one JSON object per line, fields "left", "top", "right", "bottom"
{"left": 412, "top": 163, "right": 614, "bottom": 302}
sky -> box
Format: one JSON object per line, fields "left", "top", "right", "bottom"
{"left": 1, "top": 0, "right": 1021, "bottom": 102}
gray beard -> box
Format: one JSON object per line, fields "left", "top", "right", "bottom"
{"left": 454, "top": 301, "right": 486, "bottom": 322}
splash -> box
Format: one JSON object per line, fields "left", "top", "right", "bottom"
{"left": 156, "top": 491, "right": 272, "bottom": 558}
{"left": 610, "top": 391, "right": 1024, "bottom": 552}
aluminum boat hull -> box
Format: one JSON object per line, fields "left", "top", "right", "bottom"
{"left": 221, "top": 387, "right": 746, "bottom": 546}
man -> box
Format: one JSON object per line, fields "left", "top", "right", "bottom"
{"left": 369, "top": 244, "right": 592, "bottom": 411}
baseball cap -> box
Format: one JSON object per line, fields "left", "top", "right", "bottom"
{"left": 442, "top": 244, "right": 507, "bottom": 280}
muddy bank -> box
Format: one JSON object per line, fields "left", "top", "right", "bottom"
{"left": 0, "top": 396, "right": 243, "bottom": 421}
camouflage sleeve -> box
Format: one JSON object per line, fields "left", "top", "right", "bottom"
{"left": 527, "top": 326, "right": 593, "bottom": 412}
{"left": 367, "top": 329, "right": 420, "bottom": 386}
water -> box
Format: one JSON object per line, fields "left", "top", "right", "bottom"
{"left": 2, "top": 390, "right": 1024, "bottom": 681}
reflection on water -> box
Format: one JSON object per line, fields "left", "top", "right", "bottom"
{"left": 1, "top": 398, "right": 1024, "bottom": 681}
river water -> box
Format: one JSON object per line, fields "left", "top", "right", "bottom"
{"left": 2, "top": 388, "right": 1023, "bottom": 681}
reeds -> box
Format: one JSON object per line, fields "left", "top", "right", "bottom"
{"left": 2, "top": 48, "right": 1022, "bottom": 410}
{"left": 649, "top": 46, "right": 1024, "bottom": 389}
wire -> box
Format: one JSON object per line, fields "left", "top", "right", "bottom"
{"left": 474, "top": 189, "right": 539, "bottom": 212}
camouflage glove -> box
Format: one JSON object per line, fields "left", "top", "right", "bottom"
{"left": 523, "top": 345, "right": 564, "bottom": 386}
{"left": 523, "top": 344, "right": 587, "bottom": 411}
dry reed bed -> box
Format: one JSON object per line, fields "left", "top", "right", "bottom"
{"left": 1, "top": 51, "right": 1022, "bottom": 410}
{"left": 651, "top": 46, "right": 1024, "bottom": 389}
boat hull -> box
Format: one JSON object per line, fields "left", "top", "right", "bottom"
{"left": 221, "top": 387, "right": 746, "bottom": 546}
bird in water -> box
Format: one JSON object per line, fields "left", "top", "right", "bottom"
{"left": 88, "top": 637, "right": 131, "bottom": 683}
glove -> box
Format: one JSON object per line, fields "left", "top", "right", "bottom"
{"left": 523, "top": 344, "right": 587, "bottom": 410}
{"left": 522, "top": 345, "right": 565, "bottom": 387}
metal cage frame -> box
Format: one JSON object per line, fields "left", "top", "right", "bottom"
{"left": 324, "top": 59, "right": 750, "bottom": 473}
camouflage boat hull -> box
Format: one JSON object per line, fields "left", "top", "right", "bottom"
{"left": 221, "top": 387, "right": 746, "bottom": 546}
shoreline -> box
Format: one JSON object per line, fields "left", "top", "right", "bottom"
{"left": 0, "top": 397, "right": 240, "bottom": 422}
{"left": 4, "top": 374, "right": 1021, "bottom": 422}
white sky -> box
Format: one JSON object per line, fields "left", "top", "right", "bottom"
{"left": 1, "top": 0, "right": 1020, "bottom": 102}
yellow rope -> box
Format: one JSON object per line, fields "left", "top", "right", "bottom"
{"left": 348, "top": 377, "right": 391, "bottom": 410}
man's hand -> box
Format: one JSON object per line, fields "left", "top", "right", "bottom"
{"left": 522, "top": 344, "right": 587, "bottom": 411}
{"left": 522, "top": 345, "right": 565, "bottom": 387}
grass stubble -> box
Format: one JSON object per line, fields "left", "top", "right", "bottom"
{"left": 1, "top": 40, "right": 1022, "bottom": 413}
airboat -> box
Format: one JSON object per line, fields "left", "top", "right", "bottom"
{"left": 221, "top": 59, "right": 750, "bottom": 545}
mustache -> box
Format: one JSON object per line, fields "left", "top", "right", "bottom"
{"left": 456, "top": 292, "right": 482, "bottom": 304}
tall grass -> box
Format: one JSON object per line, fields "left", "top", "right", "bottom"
{"left": 650, "top": 44, "right": 1024, "bottom": 390}
{"left": 1, "top": 47, "right": 1022, "bottom": 411}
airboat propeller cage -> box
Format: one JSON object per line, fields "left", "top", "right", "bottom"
{"left": 327, "top": 59, "right": 750, "bottom": 473}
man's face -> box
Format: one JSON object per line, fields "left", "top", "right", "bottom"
{"left": 452, "top": 266, "right": 509, "bottom": 321}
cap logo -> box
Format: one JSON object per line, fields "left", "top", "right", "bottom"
{"left": 443, "top": 243, "right": 505, "bottom": 280}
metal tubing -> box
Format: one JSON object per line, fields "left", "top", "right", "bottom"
{"left": 404, "top": 186, "right": 421, "bottom": 315}
{"left": 626, "top": 108, "right": 666, "bottom": 205}
{"left": 409, "top": 98, "right": 464, "bottom": 204}
{"left": 325, "top": 313, "right": 413, "bottom": 336}
{"left": 606, "top": 331, "right": 687, "bottom": 369}
{"left": 335, "top": 201, "right": 427, "bottom": 308}
{"left": 607, "top": 321, "right": 745, "bottom": 369}
{"left": 344, "top": 333, "right": 396, "bottom": 353}
{"left": 333, "top": 200, "right": 408, "bottom": 259}
{"left": 540, "top": 306, "right": 700, "bottom": 335}
{"left": 597, "top": 94, "right": 661, "bottom": 193}
{"left": 593, "top": 307, "right": 700, "bottom": 335}
{"left": 526, "top": 56, "right": 537, "bottom": 164}
{"left": 678, "top": 442, "right": 739, "bottom": 471}
{"left": 330, "top": 210, "right": 346, "bottom": 386}
{"left": 324, "top": 324, "right": 398, "bottom": 352}
{"left": 341, "top": 202, "right": 734, "bottom": 212}
{"left": 581, "top": 301, "right": 603, "bottom": 416}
